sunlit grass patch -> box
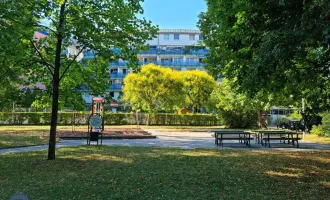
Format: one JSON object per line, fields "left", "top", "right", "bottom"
{"left": 265, "top": 170, "right": 303, "bottom": 178}
{"left": 303, "top": 134, "right": 330, "bottom": 145}
{"left": 0, "top": 146, "right": 329, "bottom": 200}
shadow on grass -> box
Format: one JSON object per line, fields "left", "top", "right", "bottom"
{"left": 0, "top": 146, "right": 329, "bottom": 200}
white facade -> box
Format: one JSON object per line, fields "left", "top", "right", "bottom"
{"left": 147, "top": 29, "right": 204, "bottom": 46}
{"left": 83, "top": 29, "right": 208, "bottom": 111}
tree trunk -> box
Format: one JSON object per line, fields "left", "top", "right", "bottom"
{"left": 47, "top": 2, "right": 66, "bottom": 160}
{"left": 263, "top": 111, "right": 268, "bottom": 128}
{"left": 48, "top": 69, "right": 60, "bottom": 160}
{"left": 257, "top": 110, "right": 263, "bottom": 129}
{"left": 146, "top": 113, "right": 150, "bottom": 126}
{"left": 257, "top": 109, "right": 268, "bottom": 129}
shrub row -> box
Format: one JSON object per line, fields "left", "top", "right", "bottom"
{"left": 311, "top": 112, "right": 330, "bottom": 137}
{"left": 0, "top": 112, "right": 221, "bottom": 126}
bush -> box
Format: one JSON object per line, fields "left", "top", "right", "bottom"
{"left": 0, "top": 112, "right": 221, "bottom": 126}
{"left": 217, "top": 110, "right": 257, "bottom": 128}
{"left": 289, "top": 111, "right": 302, "bottom": 120}
{"left": 321, "top": 112, "right": 330, "bottom": 137}
{"left": 274, "top": 116, "right": 289, "bottom": 126}
{"left": 311, "top": 125, "right": 324, "bottom": 136}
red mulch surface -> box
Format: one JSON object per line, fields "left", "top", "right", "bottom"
{"left": 52, "top": 128, "right": 151, "bottom": 138}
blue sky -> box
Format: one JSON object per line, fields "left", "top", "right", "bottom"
{"left": 141, "top": 0, "right": 207, "bottom": 30}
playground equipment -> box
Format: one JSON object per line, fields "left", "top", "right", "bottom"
{"left": 87, "top": 97, "right": 105, "bottom": 145}
{"left": 92, "top": 97, "right": 105, "bottom": 131}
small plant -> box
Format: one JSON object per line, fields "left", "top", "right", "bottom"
{"left": 311, "top": 125, "right": 324, "bottom": 136}
{"left": 289, "top": 111, "right": 302, "bottom": 120}
{"left": 274, "top": 116, "right": 289, "bottom": 126}
{"left": 321, "top": 112, "right": 330, "bottom": 137}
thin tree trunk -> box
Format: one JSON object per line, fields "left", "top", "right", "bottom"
{"left": 147, "top": 113, "right": 150, "bottom": 126}
{"left": 257, "top": 110, "right": 263, "bottom": 129}
{"left": 263, "top": 111, "right": 268, "bottom": 129}
{"left": 48, "top": 2, "right": 66, "bottom": 160}
{"left": 48, "top": 69, "right": 60, "bottom": 160}
{"left": 257, "top": 109, "right": 268, "bottom": 129}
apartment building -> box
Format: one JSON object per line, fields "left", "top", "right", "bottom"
{"left": 83, "top": 29, "right": 209, "bottom": 111}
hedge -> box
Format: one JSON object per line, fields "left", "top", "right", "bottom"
{"left": 0, "top": 112, "right": 221, "bottom": 126}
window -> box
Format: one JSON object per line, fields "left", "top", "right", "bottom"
{"left": 122, "top": 69, "right": 127, "bottom": 74}
{"left": 164, "top": 34, "right": 169, "bottom": 40}
{"left": 174, "top": 34, "right": 180, "bottom": 40}
{"left": 272, "top": 109, "right": 279, "bottom": 115}
{"left": 110, "top": 69, "right": 118, "bottom": 74}
{"left": 173, "top": 58, "right": 182, "bottom": 64}
{"left": 279, "top": 110, "right": 284, "bottom": 115}
{"left": 199, "top": 35, "right": 203, "bottom": 40}
{"left": 186, "top": 58, "right": 196, "bottom": 63}
{"left": 189, "top": 34, "right": 195, "bottom": 40}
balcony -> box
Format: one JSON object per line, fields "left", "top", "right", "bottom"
{"left": 83, "top": 50, "right": 96, "bottom": 59}
{"left": 109, "top": 60, "right": 205, "bottom": 68}
{"left": 138, "top": 48, "right": 209, "bottom": 56}
{"left": 109, "top": 61, "right": 127, "bottom": 67}
{"left": 110, "top": 73, "right": 127, "bottom": 79}
{"left": 109, "top": 84, "right": 123, "bottom": 91}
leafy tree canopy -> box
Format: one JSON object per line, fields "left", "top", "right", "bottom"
{"left": 123, "top": 64, "right": 186, "bottom": 116}
{"left": 0, "top": 0, "right": 158, "bottom": 159}
{"left": 182, "top": 70, "right": 217, "bottom": 113}
{"left": 198, "top": 0, "right": 330, "bottom": 115}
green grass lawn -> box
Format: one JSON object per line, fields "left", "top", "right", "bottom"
{"left": 303, "top": 134, "right": 330, "bottom": 145}
{"left": 0, "top": 130, "right": 49, "bottom": 149}
{"left": 0, "top": 146, "right": 329, "bottom": 200}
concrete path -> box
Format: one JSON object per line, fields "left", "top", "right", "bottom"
{"left": 1, "top": 129, "right": 330, "bottom": 155}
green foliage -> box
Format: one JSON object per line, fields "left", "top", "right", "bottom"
{"left": 289, "top": 112, "right": 302, "bottom": 120}
{"left": 309, "top": 112, "right": 330, "bottom": 137}
{"left": 123, "top": 65, "right": 217, "bottom": 116}
{"left": 198, "top": 0, "right": 330, "bottom": 117}
{"left": 0, "top": 112, "right": 220, "bottom": 126}
{"left": 274, "top": 116, "right": 289, "bottom": 126}
{"left": 182, "top": 70, "right": 217, "bottom": 112}
{"left": 123, "top": 64, "right": 187, "bottom": 114}
{"left": 311, "top": 125, "right": 324, "bottom": 136}
{"left": 321, "top": 112, "right": 330, "bottom": 137}
{"left": 1, "top": 0, "right": 158, "bottom": 158}
{"left": 209, "top": 79, "right": 257, "bottom": 128}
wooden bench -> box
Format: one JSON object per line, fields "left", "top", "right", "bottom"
{"left": 212, "top": 131, "right": 254, "bottom": 147}
{"left": 263, "top": 137, "right": 301, "bottom": 148}
{"left": 256, "top": 131, "right": 302, "bottom": 148}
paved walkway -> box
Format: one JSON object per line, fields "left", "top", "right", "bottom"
{"left": 1, "top": 129, "right": 330, "bottom": 155}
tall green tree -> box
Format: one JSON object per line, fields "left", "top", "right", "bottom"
{"left": 1, "top": 0, "right": 158, "bottom": 159}
{"left": 182, "top": 70, "right": 217, "bottom": 113}
{"left": 198, "top": 0, "right": 330, "bottom": 120}
{"left": 209, "top": 79, "right": 257, "bottom": 128}
{"left": 123, "top": 64, "right": 186, "bottom": 125}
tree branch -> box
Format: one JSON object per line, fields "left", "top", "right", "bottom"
{"left": 59, "top": 47, "right": 85, "bottom": 81}
{"left": 35, "top": 23, "right": 57, "bottom": 35}
{"left": 29, "top": 39, "right": 54, "bottom": 76}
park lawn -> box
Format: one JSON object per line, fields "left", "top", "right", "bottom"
{"left": 303, "top": 134, "right": 330, "bottom": 145}
{"left": 0, "top": 146, "right": 329, "bottom": 200}
{"left": 0, "top": 130, "right": 49, "bottom": 149}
